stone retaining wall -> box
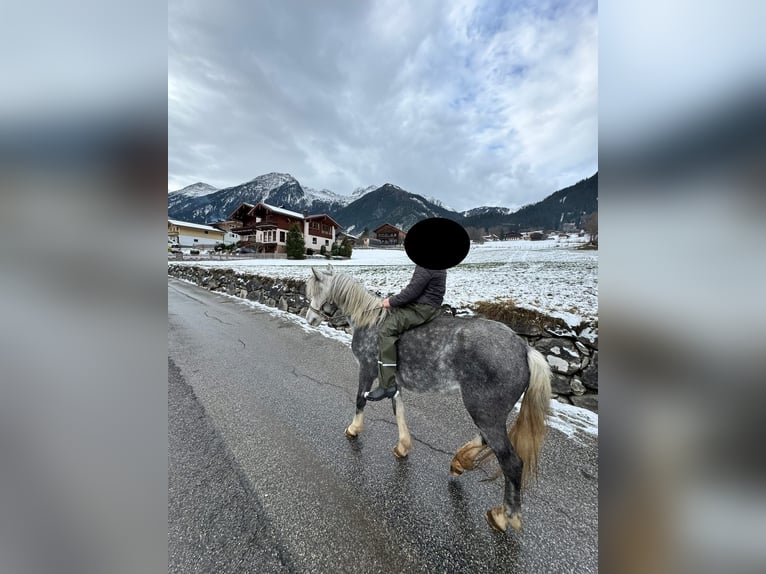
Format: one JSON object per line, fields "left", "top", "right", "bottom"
{"left": 169, "top": 264, "right": 598, "bottom": 412}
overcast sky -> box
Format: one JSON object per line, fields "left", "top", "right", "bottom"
{"left": 169, "top": 0, "right": 597, "bottom": 212}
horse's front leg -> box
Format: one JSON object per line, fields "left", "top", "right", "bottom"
{"left": 345, "top": 370, "right": 374, "bottom": 438}
{"left": 392, "top": 393, "right": 413, "bottom": 458}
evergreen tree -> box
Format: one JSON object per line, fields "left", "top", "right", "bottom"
{"left": 339, "top": 237, "right": 353, "bottom": 258}
{"left": 285, "top": 224, "right": 306, "bottom": 259}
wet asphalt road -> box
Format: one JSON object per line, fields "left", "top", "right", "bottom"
{"left": 168, "top": 278, "right": 598, "bottom": 573}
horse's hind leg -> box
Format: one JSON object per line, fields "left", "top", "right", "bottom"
{"left": 481, "top": 425, "right": 524, "bottom": 533}
{"left": 450, "top": 434, "right": 489, "bottom": 476}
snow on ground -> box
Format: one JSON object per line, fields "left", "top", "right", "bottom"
{"left": 190, "top": 281, "right": 597, "bottom": 438}
{"left": 173, "top": 238, "right": 598, "bottom": 325}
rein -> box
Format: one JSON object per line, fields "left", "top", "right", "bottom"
{"left": 309, "top": 305, "right": 338, "bottom": 321}
{"left": 309, "top": 302, "right": 384, "bottom": 325}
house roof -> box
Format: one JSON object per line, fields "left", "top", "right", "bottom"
{"left": 254, "top": 202, "right": 304, "bottom": 220}
{"left": 305, "top": 213, "right": 343, "bottom": 229}
{"left": 227, "top": 202, "right": 256, "bottom": 220}
{"left": 373, "top": 223, "right": 406, "bottom": 234}
{"left": 168, "top": 219, "right": 224, "bottom": 233}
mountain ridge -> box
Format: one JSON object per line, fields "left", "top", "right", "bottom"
{"left": 168, "top": 172, "right": 598, "bottom": 233}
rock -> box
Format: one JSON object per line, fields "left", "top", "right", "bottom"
{"left": 570, "top": 378, "right": 586, "bottom": 396}
{"left": 545, "top": 326, "right": 578, "bottom": 338}
{"left": 581, "top": 351, "right": 598, "bottom": 390}
{"left": 278, "top": 296, "right": 288, "bottom": 312}
{"left": 550, "top": 374, "right": 573, "bottom": 395}
{"left": 535, "top": 338, "right": 582, "bottom": 375}
{"left": 578, "top": 325, "right": 598, "bottom": 350}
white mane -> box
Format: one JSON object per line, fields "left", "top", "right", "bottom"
{"left": 327, "top": 273, "right": 385, "bottom": 329}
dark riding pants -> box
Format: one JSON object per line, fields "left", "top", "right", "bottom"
{"left": 378, "top": 303, "right": 441, "bottom": 389}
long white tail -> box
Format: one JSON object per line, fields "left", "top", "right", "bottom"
{"left": 509, "top": 348, "right": 552, "bottom": 484}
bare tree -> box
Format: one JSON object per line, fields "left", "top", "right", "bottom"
{"left": 465, "top": 227, "right": 485, "bottom": 244}
{"left": 488, "top": 226, "right": 505, "bottom": 240}
{"left": 584, "top": 212, "right": 598, "bottom": 245}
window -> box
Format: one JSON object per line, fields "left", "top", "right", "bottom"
{"left": 312, "top": 237, "right": 317, "bottom": 244}
{"left": 325, "top": 240, "right": 329, "bottom": 245}
{"left": 280, "top": 231, "right": 286, "bottom": 242}
{"left": 193, "top": 238, "right": 198, "bottom": 242}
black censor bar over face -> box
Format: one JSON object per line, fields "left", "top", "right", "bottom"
{"left": 404, "top": 217, "right": 470, "bottom": 270}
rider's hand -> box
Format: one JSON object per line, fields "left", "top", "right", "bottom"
{"left": 382, "top": 298, "right": 391, "bottom": 308}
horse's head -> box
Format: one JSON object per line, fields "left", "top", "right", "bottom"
{"left": 305, "top": 264, "right": 336, "bottom": 326}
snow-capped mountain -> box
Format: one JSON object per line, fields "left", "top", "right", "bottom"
{"left": 168, "top": 182, "right": 219, "bottom": 216}
{"left": 333, "top": 184, "right": 464, "bottom": 232}
{"left": 168, "top": 173, "right": 349, "bottom": 223}
{"left": 350, "top": 184, "right": 379, "bottom": 201}
{"left": 168, "top": 182, "right": 218, "bottom": 197}
{"left": 425, "top": 196, "right": 455, "bottom": 211}
{"left": 461, "top": 206, "right": 514, "bottom": 218}
{"left": 303, "top": 186, "right": 353, "bottom": 207}
{"left": 166, "top": 171, "right": 598, "bottom": 233}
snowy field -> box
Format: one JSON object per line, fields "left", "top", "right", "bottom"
{"left": 171, "top": 238, "right": 598, "bottom": 326}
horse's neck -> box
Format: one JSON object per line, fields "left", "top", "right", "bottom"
{"left": 331, "top": 274, "right": 382, "bottom": 329}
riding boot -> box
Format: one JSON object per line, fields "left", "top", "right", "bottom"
{"left": 366, "top": 333, "right": 399, "bottom": 401}
{"left": 365, "top": 364, "right": 398, "bottom": 401}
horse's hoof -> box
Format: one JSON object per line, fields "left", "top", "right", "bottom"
{"left": 484, "top": 508, "right": 508, "bottom": 532}
{"left": 508, "top": 513, "right": 523, "bottom": 532}
{"left": 393, "top": 446, "right": 408, "bottom": 458}
{"left": 450, "top": 458, "right": 465, "bottom": 476}
{"left": 345, "top": 428, "right": 358, "bottom": 438}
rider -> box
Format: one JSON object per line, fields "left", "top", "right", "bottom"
{"left": 364, "top": 265, "right": 446, "bottom": 401}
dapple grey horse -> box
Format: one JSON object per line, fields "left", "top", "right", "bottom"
{"left": 305, "top": 265, "right": 551, "bottom": 532}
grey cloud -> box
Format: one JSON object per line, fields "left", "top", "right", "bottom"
{"left": 169, "top": 0, "right": 597, "bottom": 210}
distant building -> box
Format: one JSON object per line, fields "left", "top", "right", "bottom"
{"left": 306, "top": 214, "right": 343, "bottom": 251}
{"left": 227, "top": 202, "right": 343, "bottom": 254}
{"left": 168, "top": 219, "right": 239, "bottom": 248}
{"left": 334, "top": 229, "right": 359, "bottom": 247}
{"left": 561, "top": 222, "right": 577, "bottom": 233}
{"left": 374, "top": 223, "right": 407, "bottom": 245}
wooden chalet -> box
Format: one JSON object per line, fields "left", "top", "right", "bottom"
{"left": 305, "top": 214, "right": 343, "bottom": 251}
{"left": 227, "top": 202, "right": 343, "bottom": 254}
{"left": 228, "top": 203, "right": 257, "bottom": 242}
{"left": 228, "top": 202, "right": 304, "bottom": 253}
{"left": 374, "top": 223, "right": 406, "bottom": 246}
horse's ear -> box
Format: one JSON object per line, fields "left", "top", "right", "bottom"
{"left": 311, "top": 267, "right": 323, "bottom": 280}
